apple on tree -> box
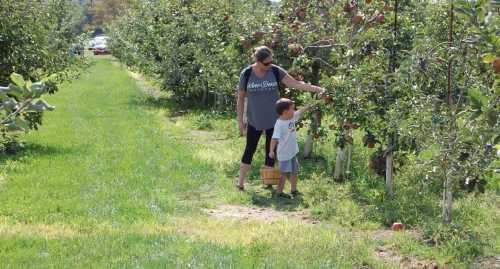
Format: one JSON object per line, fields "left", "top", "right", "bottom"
{"left": 492, "top": 58, "right": 500, "bottom": 74}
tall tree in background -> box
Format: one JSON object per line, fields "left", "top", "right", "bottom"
{"left": 84, "top": 0, "right": 135, "bottom": 32}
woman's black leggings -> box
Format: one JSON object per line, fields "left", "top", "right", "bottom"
{"left": 241, "top": 124, "right": 276, "bottom": 167}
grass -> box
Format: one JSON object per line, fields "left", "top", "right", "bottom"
{"left": 0, "top": 57, "right": 497, "bottom": 268}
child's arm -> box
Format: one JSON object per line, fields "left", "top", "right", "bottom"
{"left": 269, "top": 138, "right": 278, "bottom": 159}
{"left": 294, "top": 103, "right": 314, "bottom": 118}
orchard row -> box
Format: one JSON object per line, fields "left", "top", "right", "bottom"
{"left": 109, "top": 0, "right": 499, "bottom": 224}
{"left": 0, "top": 0, "right": 85, "bottom": 152}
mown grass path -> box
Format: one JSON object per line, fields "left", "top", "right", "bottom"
{"left": 0, "top": 58, "right": 414, "bottom": 268}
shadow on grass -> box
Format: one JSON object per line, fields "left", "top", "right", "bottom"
{"left": 130, "top": 94, "right": 179, "bottom": 111}
{"left": 330, "top": 153, "right": 441, "bottom": 227}
{"left": 0, "top": 143, "right": 77, "bottom": 165}
{"left": 125, "top": 84, "right": 330, "bottom": 213}
{"left": 248, "top": 186, "right": 304, "bottom": 211}
{"left": 235, "top": 155, "right": 330, "bottom": 212}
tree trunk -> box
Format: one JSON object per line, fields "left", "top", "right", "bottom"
{"left": 303, "top": 62, "right": 321, "bottom": 159}
{"left": 386, "top": 151, "right": 394, "bottom": 198}
{"left": 443, "top": 173, "right": 453, "bottom": 224}
{"left": 345, "top": 129, "right": 353, "bottom": 178}
{"left": 442, "top": 0, "right": 454, "bottom": 225}
{"left": 334, "top": 147, "right": 345, "bottom": 181}
{"left": 304, "top": 110, "right": 320, "bottom": 158}
{"left": 303, "top": 132, "right": 313, "bottom": 157}
{"left": 201, "top": 82, "right": 208, "bottom": 107}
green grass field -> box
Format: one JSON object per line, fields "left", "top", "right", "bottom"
{"left": 0, "top": 58, "right": 497, "bottom": 268}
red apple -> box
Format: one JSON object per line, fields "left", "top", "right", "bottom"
{"left": 351, "top": 15, "right": 364, "bottom": 25}
{"left": 376, "top": 14, "right": 385, "bottom": 23}
{"left": 367, "top": 143, "right": 375, "bottom": 148}
{"left": 239, "top": 37, "right": 251, "bottom": 49}
{"left": 323, "top": 95, "right": 333, "bottom": 104}
{"left": 492, "top": 58, "right": 500, "bottom": 74}
{"left": 288, "top": 43, "right": 304, "bottom": 56}
{"left": 391, "top": 222, "right": 404, "bottom": 231}
{"left": 252, "top": 31, "right": 266, "bottom": 39}
{"left": 295, "top": 7, "right": 306, "bottom": 19}
{"left": 368, "top": 160, "right": 375, "bottom": 170}
{"left": 291, "top": 22, "right": 301, "bottom": 32}
{"left": 343, "top": 120, "right": 354, "bottom": 129}
{"left": 343, "top": 1, "right": 356, "bottom": 12}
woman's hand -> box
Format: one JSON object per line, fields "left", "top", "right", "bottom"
{"left": 282, "top": 74, "right": 327, "bottom": 95}
{"left": 269, "top": 151, "right": 275, "bottom": 159}
{"left": 314, "top": 86, "right": 327, "bottom": 97}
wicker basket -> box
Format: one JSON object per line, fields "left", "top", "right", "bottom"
{"left": 260, "top": 166, "right": 281, "bottom": 185}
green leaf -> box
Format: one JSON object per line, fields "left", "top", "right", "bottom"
{"left": 468, "top": 88, "right": 488, "bottom": 108}
{"left": 481, "top": 53, "right": 496, "bottom": 64}
{"left": 15, "top": 118, "right": 29, "bottom": 131}
{"left": 6, "top": 84, "right": 23, "bottom": 98}
{"left": 4, "top": 122, "right": 23, "bottom": 133}
{"left": 493, "top": 135, "right": 500, "bottom": 145}
{"left": 34, "top": 99, "right": 55, "bottom": 111}
{"left": 30, "top": 82, "right": 46, "bottom": 98}
{"left": 486, "top": 109, "right": 498, "bottom": 127}
{"left": 470, "top": 109, "right": 482, "bottom": 120}
{"left": 2, "top": 98, "right": 17, "bottom": 112}
{"left": 10, "top": 73, "right": 25, "bottom": 87}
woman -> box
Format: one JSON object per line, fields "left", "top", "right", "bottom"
{"left": 236, "top": 46, "right": 325, "bottom": 190}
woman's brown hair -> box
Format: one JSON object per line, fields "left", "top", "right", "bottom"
{"left": 253, "top": 46, "right": 273, "bottom": 62}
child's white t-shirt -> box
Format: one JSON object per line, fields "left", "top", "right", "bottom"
{"left": 272, "top": 112, "right": 300, "bottom": 161}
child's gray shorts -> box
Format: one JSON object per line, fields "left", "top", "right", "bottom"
{"left": 279, "top": 157, "right": 299, "bottom": 173}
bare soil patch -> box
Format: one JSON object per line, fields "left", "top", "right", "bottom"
{"left": 473, "top": 256, "right": 500, "bottom": 269}
{"left": 374, "top": 245, "right": 441, "bottom": 269}
{"left": 204, "top": 204, "right": 319, "bottom": 224}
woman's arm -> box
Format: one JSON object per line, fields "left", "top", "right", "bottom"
{"left": 236, "top": 90, "right": 247, "bottom": 136}
{"left": 282, "top": 74, "right": 326, "bottom": 94}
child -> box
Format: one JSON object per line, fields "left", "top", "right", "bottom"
{"left": 269, "top": 98, "right": 313, "bottom": 199}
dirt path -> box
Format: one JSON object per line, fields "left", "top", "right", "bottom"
{"left": 204, "top": 204, "right": 319, "bottom": 224}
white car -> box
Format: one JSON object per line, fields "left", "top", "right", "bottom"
{"left": 92, "top": 36, "right": 109, "bottom": 55}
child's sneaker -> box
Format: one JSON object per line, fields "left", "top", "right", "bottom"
{"left": 276, "top": 192, "right": 291, "bottom": 199}
{"left": 291, "top": 190, "right": 302, "bottom": 197}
